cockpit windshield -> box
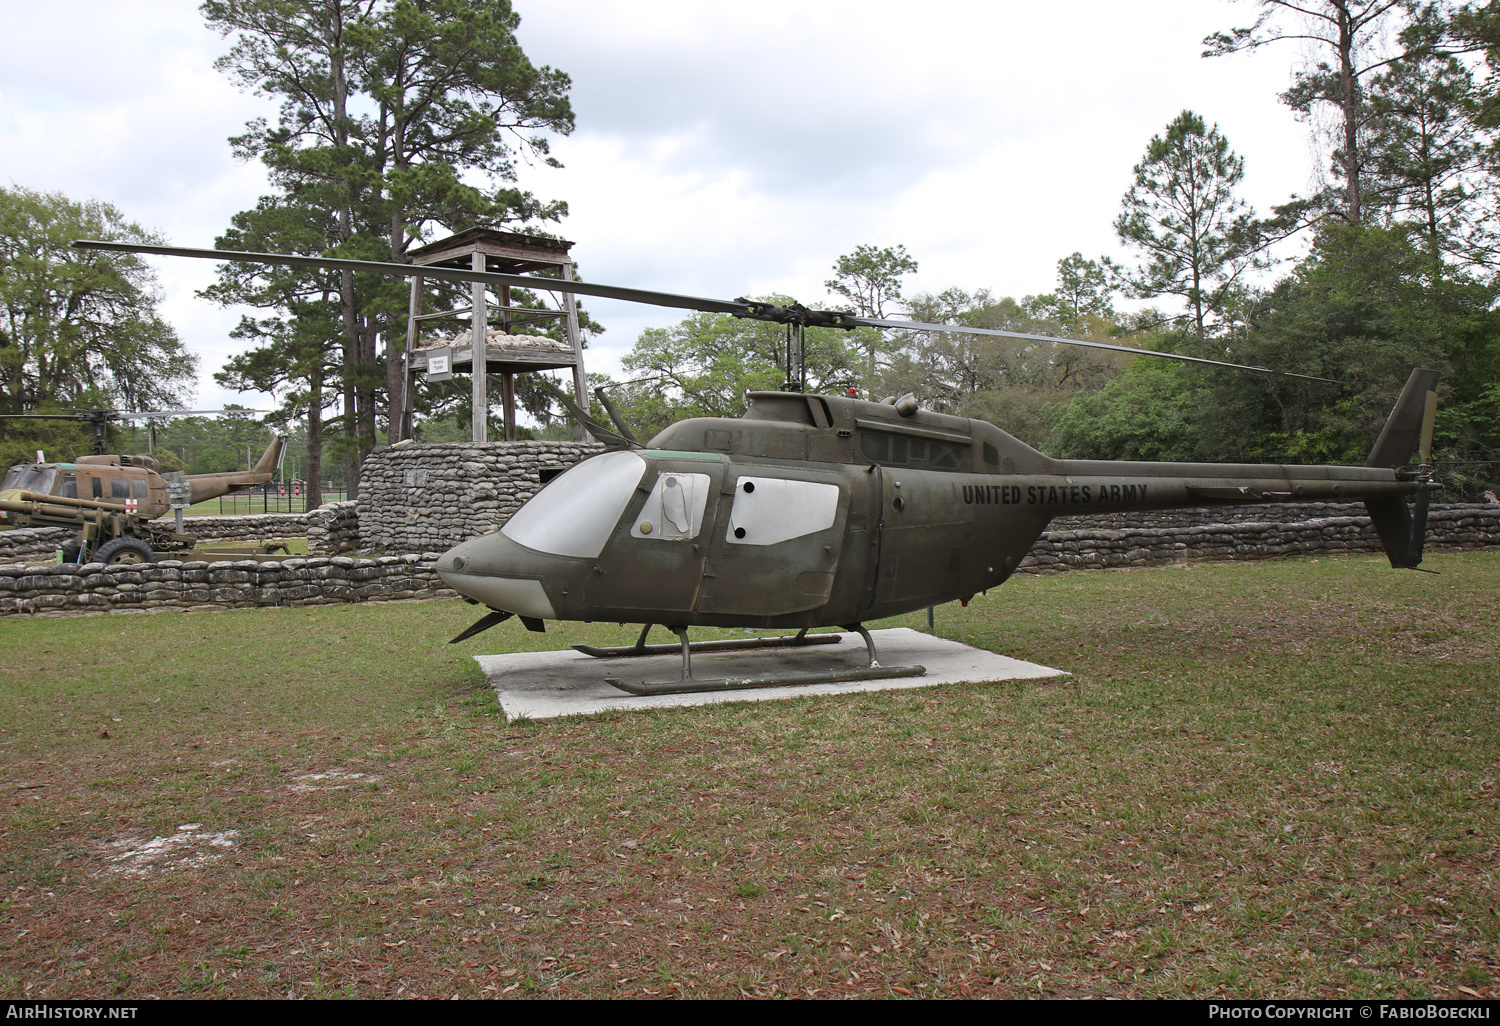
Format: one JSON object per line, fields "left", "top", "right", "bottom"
{"left": 501, "top": 450, "right": 645, "bottom": 558}
{"left": 1, "top": 466, "right": 56, "bottom": 495}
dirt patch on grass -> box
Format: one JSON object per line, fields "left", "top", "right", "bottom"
{"left": 288, "top": 769, "right": 380, "bottom": 793}
{"left": 94, "top": 825, "right": 240, "bottom": 878}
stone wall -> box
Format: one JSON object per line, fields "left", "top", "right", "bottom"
{"left": 0, "top": 554, "right": 453, "bottom": 616}
{"left": 1019, "top": 504, "right": 1500, "bottom": 575}
{"left": 355, "top": 440, "right": 605, "bottom": 554}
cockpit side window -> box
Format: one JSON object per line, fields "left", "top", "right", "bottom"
{"left": 630, "top": 472, "right": 711, "bottom": 540}
{"left": 501, "top": 450, "right": 645, "bottom": 558}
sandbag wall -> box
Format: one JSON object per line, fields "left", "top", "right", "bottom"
{"left": 2, "top": 493, "right": 1496, "bottom": 617}
{"left": 355, "top": 440, "right": 605, "bottom": 554}
{"left": 306, "top": 501, "right": 360, "bottom": 555}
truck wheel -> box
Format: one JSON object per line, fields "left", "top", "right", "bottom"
{"left": 95, "top": 537, "right": 156, "bottom": 565}
{"left": 59, "top": 541, "right": 81, "bottom": 563}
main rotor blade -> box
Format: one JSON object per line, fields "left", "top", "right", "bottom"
{"left": 75, "top": 239, "right": 1339, "bottom": 384}
{"left": 72, "top": 240, "right": 748, "bottom": 316}
{"left": 117, "top": 409, "right": 268, "bottom": 421}
{"left": 1, "top": 409, "right": 265, "bottom": 422}
{"left": 851, "top": 316, "right": 1340, "bottom": 384}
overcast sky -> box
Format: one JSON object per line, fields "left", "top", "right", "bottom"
{"left": 1, "top": 0, "right": 1328, "bottom": 414}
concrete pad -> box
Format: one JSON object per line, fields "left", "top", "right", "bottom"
{"left": 473, "top": 627, "right": 1067, "bottom": 721}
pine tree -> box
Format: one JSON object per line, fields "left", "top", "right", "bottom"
{"left": 203, "top": 0, "right": 574, "bottom": 492}
{"left": 1110, "top": 112, "right": 1264, "bottom": 339}
{"left": 1204, "top": 0, "right": 1423, "bottom": 226}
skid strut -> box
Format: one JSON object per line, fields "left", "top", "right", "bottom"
{"left": 603, "top": 623, "right": 925, "bottom": 696}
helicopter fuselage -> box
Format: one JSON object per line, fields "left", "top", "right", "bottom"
{"left": 1, "top": 437, "right": 289, "bottom": 562}
{"left": 435, "top": 391, "right": 1420, "bottom": 630}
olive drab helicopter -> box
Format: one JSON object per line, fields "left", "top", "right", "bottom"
{"left": 1, "top": 409, "right": 287, "bottom": 564}
{"left": 74, "top": 240, "right": 1442, "bottom": 693}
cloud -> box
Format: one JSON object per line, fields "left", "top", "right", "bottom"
{"left": 3, "top": 0, "right": 1321, "bottom": 405}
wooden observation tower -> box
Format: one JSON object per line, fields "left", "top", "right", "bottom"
{"left": 400, "top": 228, "right": 588, "bottom": 443}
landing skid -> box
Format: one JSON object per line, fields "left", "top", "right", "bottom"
{"left": 594, "top": 624, "right": 927, "bottom": 697}
{"left": 572, "top": 624, "right": 839, "bottom": 659}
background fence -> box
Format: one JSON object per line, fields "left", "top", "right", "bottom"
{"left": 210, "top": 486, "right": 349, "bottom": 516}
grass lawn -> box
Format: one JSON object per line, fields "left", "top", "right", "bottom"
{"left": 0, "top": 552, "right": 1496, "bottom": 999}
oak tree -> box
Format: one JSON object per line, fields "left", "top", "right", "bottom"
{"left": 0, "top": 185, "right": 197, "bottom": 416}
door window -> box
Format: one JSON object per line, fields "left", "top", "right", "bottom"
{"left": 725, "top": 477, "right": 839, "bottom": 546}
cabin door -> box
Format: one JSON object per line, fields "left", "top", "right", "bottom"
{"left": 694, "top": 470, "right": 847, "bottom": 619}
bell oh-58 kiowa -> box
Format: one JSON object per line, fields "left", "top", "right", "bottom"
{"left": 74, "top": 240, "right": 1441, "bottom": 694}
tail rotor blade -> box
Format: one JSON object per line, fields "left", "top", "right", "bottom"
{"left": 1419, "top": 389, "right": 1437, "bottom": 464}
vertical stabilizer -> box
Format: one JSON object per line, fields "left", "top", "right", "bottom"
{"left": 253, "top": 435, "right": 288, "bottom": 476}
{"left": 1366, "top": 369, "right": 1440, "bottom": 469}
{"left": 1365, "top": 496, "right": 1418, "bottom": 568}
{"left": 1364, "top": 369, "right": 1440, "bottom": 568}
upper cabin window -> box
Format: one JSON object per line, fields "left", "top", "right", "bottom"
{"left": 111, "top": 479, "right": 131, "bottom": 500}
{"left": 60, "top": 474, "right": 77, "bottom": 499}
{"left": 91, "top": 477, "right": 104, "bottom": 499}
{"left": 726, "top": 477, "right": 839, "bottom": 546}
{"left": 862, "top": 430, "right": 965, "bottom": 471}
{"left": 930, "top": 443, "right": 964, "bottom": 471}
{"left": 133, "top": 480, "right": 147, "bottom": 500}
{"left": 631, "top": 472, "right": 712, "bottom": 541}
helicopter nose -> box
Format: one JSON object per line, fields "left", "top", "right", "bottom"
{"left": 434, "top": 532, "right": 559, "bottom": 619}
